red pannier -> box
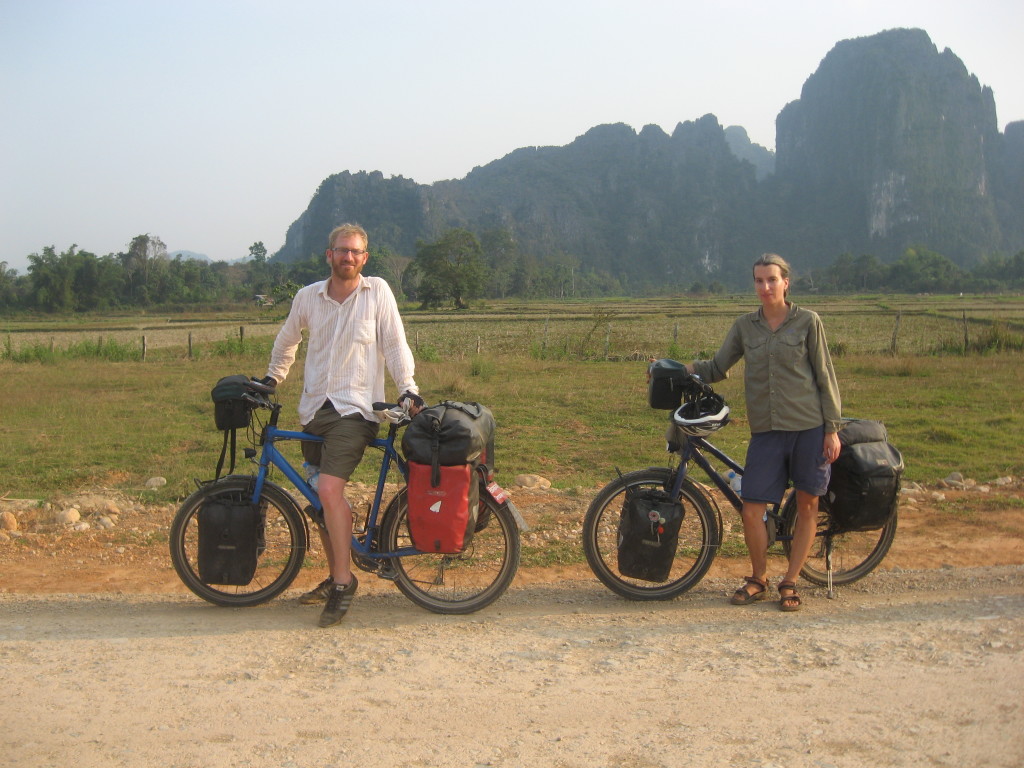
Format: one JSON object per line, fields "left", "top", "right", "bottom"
{"left": 406, "top": 461, "right": 480, "bottom": 553}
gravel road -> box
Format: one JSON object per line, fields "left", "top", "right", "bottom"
{"left": 2, "top": 565, "right": 1021, "bottom": 768}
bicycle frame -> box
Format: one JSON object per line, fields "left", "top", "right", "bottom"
{"left": 250, "top": 414, "right": 420, "bottom": 562}
{"left": 672, "top": 431, "right": 793, "bottom": 542}
{"left": 675, "top": 434, "right": 744, "bottom": 511}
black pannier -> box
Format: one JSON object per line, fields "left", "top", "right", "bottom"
{"left": 401, "top": 401, "right": 496, "bottom": 474}
{"left": 648, "top": 359, "right": 690, "bottom": 410}
{"left": 211, "top": 374, "right": 254, "bottom": 430}
{"left": 197, "top": 498, "right": 262, "bottom": 585}
{"left": 617, "top": 487, "right": 685, "bottom": 582}
{"left": 826, "top": 419, "right": 904, "bottom": 533}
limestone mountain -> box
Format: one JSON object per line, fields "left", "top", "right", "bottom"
{"left": 273, "top": 28, "right": 1022, "bottom": 292}
{"left": 774, "top": 27, "right": 1007, "bottom": 265}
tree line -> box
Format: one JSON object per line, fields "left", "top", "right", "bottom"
{"left": 2, "top": 231, "right": 1023, "bottom": 314}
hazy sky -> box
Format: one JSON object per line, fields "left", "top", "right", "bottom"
{"left": 2, "top": 0, "right": 1022, "bottom": 274}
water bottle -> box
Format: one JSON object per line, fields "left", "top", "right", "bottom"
{"left": 727, "top": 470, "right": 742, "bottom": 494}
{"left": 302, "top": 462, "right": 320, "bottom": 493}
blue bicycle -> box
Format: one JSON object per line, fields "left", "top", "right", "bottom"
{"left": 170, "top": 380, "right": 524, "bottom": 613}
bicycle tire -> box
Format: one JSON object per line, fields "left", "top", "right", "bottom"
{"left": 780, "top": 493, "right": 897, "bottom": 586}
{"left": 582, "top": 468, "right": 721, "bottom": 601}
{"left": 169, "top": 475, "right": 308, "bottom": 607}
{"left": 380, "top": 488, "right": 521, "bottom": 615}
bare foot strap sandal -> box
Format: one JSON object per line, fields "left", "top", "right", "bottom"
{"left": 778, "top": 580, "right": 802, "bottom": 612}
{"left": 730, "top": 575, "right": 769, "bottom": 605}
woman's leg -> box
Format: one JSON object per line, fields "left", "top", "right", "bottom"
{"left": 738, "top": 500, "right": 769, "bottom": 593}
{"left": 783, "top": 490, "right": 819, "bottom": 584}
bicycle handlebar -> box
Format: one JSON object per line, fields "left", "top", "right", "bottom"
{"left": 373, "top": 401, "right": 413, "bottom": 426}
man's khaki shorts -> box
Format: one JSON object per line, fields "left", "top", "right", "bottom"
{"left": 301, "top": 404, "right": 380, "bottom": 481}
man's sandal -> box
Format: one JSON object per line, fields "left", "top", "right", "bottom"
{"left": 730, "top": 576, "right": 770, "bottom": 605}
{"left": 778, "top": 580, "right": 802, "bottom": 612}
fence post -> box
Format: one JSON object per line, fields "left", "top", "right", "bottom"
{"left": 673, "top": 322, "right": 678, "bottom": 345}
{"left": 889, "top": 311, "right": 901, "bottom": 356}
{"left": 605, "top": 323, "right": 611, "bottom": 360}
{"left": 477, "top": 336, "right": 481, "bottom": 355}
{"left": 142, "top": 335, "right": 147, "bottom": 361}
{"left": 188, "top": 332, "right": 193, "bottom": 360}
{"left": 962, "top": 311, "right": 969, "bottom": 353}
{"left": 239, "top": 326, "right": 245, "bottom": 352}
{"left": 543, "top": 318, "right": 549, "bottom": 353}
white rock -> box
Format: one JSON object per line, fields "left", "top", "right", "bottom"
{"left": 96, "top": 516, "right": 116, "bottom": 529}
{"left": 72, "top": 521, "right": 91, "bottom": 532}
{"left": 57, "top": 508, "right": 81, "bottom": 525}
{"left": 145, "top": 477, "right": 167, "bottom": 489}
{"left": 514, "top": 474, "right": 552, "bottom": 489}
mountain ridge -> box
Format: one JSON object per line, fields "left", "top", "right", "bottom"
{"left": 273, "top": 28, "right": 1022, "bottom": 292}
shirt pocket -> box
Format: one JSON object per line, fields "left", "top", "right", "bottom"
{"left": 354, "top": 319, "right": 375, "bottom": 346}
{"left": 777, "top": 332, "right": 807, "bottom": 365}
{"left": 743, "top": 335, "right": 769, "bottom": 365}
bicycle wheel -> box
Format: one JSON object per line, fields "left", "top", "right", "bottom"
{"left": 170, "top": 475, "right": 308, "bottom": 607}
{"left": 582, "top": 468, "right": 720, "bottom": 600}
{"left": 380, "top": 488, "right": 521, "bottom": 614}
{"left": 780, "top": 493, "right": 897, "bottom": 586}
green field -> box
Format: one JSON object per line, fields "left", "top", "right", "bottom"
{"left": 2, "top": 294, "right": 1022, "bottom": 503}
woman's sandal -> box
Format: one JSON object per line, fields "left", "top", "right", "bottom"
{"left": 730, "top": 576, "right": 770, "bottom": 605}
{"left": 778, "top": 580, "right": 802, "bottom": 612}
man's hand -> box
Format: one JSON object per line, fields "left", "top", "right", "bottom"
{"left": 398, "top": 391, "right": 425, "bottom": 416}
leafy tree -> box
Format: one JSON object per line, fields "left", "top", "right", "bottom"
{"left": 480, "top": 228, "right": 519, "bottom": 298}
{"left": 27, "top": 246, "right": 76, "bottom": 312}
{"left": 249, "top": 242, "right": 268, "bottom": 263}
{"left": 887, "top": 247, "right": 963, "bottom": 293}
{"left": 363, "top": 244, "right": 409, "bottom": 297}
{"left": 0, "top": 261, "right": 23, "bottom": 310}
{"left": 411, "top": 229, "right": 486, "bottom": 309}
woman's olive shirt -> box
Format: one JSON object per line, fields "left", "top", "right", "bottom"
{"left": 690, "top": 303, "right": 842, "bottom": 435}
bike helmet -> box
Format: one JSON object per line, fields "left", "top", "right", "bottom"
{"left": 672, "top": 392, "right": 730, "bottom": 436}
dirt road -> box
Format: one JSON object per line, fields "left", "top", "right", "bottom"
{"left": 2, "top": 566, "right": 1021, "bottom": 768}
{"left": 2, "top": 486, "right": 1023, "bottom": 767}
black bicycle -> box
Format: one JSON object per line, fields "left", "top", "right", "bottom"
{"left": 582, "top": 370, "right": 897, "bottom": 600}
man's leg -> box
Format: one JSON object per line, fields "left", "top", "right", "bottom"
{"left": 317, "top": 473, "right": 354, "bottom": 587}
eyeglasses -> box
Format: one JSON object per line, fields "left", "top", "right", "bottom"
{"left": 329, "top": 247, "right": 366, "bottom": 256}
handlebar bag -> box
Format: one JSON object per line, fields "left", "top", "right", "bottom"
{"left": 826, "top": 419, "right": 904, "bottom": 533}
{"left": 648, "top": 359, "right": 690, "bottom": 410}
{"left": 406, "top": 462, "right": 480, "bottom": 553}
{"left": 617, "top": 487, "right": 685, "bottom": 582}
{"left": 211, "top": 374, "right": 254, "bottom": 430}
{"left": 197, "top": 498, "right": 262, "bottom": 585}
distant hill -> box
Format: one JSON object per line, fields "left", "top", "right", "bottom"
{"left": 169, "top": 250, "right": 211, "bottom": 262}
{"left": 272, "top": 28, "right": 1023, "bottom": 291}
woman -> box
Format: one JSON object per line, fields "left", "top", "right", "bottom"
{"left": 685, "top": 253, "right": 842, "bottom": 611}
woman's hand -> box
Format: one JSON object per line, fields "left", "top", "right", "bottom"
{"left": 824, "top": 431, "right": 841, "bottom": 464}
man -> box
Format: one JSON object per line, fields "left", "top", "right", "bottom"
{"left": 263, "top": 223, "right": 423, "bottom": 627}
